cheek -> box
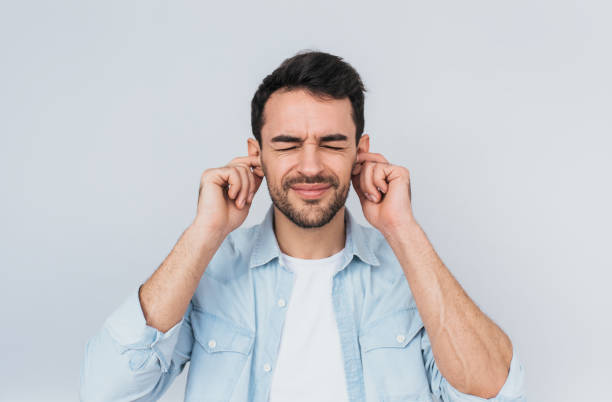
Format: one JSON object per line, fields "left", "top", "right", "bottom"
{"left": 338, "top": 161, "right": 355, "bottom": 179}
{"left": 262, "top": 162, "right": 290, "bottom": 187}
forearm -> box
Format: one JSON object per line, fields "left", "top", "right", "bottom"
{"left": 383, "top": 221, "right": 513, "bottom": 398}
{"left": 139, "top": 222, "right": 226, "bottom": 333}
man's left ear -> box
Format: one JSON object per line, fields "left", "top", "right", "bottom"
{"left": 357, "top": 133, "right": 370, "bottom": 155}
{"left": 247, "top": 138, "right": 260, "bottom": 158}
{"left": 352, "top": 133, "right": 370, "bottom": 175}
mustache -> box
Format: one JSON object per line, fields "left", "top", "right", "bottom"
{"left": 284, "top": 175, "right": 338, "bottom": 190}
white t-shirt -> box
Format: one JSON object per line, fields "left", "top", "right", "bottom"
{"left": 268, "top": 248, "right": 350, "bottom": 402}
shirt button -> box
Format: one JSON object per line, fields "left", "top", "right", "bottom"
{"left": 263, "top": 363, "right": 271, "bottom": 372}
{"left": 396, "top": 334, "right": 405, "bottom": 343}
{"left": 277, "top": 298, "right": 286, "bottom": 308}
{"left": 208, "top": 339, "right": 216, "bottom": 348}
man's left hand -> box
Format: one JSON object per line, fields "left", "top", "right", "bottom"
{"left": 351, "top": 152, "right": 416, "bottom": 235}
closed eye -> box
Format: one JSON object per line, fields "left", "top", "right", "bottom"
{"left": 278, "top": 146, "right": 343, "bottom": 151}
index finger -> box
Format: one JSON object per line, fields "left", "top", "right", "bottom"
{"left": 355, "top": 152, "right": 389, "bottom": 164}
{"left": 228, "top": 155, "right": 261, "bottom": 167}
{"left": 227, "top": 155, "right": 264, "bottom": 177}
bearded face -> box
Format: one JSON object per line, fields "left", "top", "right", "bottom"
{"left": 255, "top": 88, "right": 363, "bottom": 229}
{"left": 262, "top": 160, "right": 351, "bottom": 228}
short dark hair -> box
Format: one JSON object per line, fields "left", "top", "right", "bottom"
{"left": 251, "top": 50, "right": 366, "bottom": 147}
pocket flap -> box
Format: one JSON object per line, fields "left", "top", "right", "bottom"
{"left": 190, "top": 308, "right": 254, "bottom": 355}
{"left": 359, "top": 308, "right": 423, "bottom": 353}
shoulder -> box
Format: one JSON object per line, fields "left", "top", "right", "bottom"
{"left": 201, "top": 224, "right": 258, "bottom": 282}
{"left": 359, "top": 224, "right": 406, "bottom": 282}
{"left": 191, "top": 224, "right": 258, "bottom": 331}
{"left": 357, "top": 224, "right": 418, "bottom": 311}
{"left": 191, "top": 224, "right": 259, "bottom": 322}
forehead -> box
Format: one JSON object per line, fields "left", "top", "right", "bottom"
{"left": 261, "top": 88, "right": 355, "bottom": 142}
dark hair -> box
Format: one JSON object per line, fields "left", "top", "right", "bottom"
{"left": 251, "top": 50, "right": 366, "bottom": 147}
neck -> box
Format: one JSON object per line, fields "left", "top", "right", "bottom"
{"left": 273, "top": 206, "right": 346, "bottom": 259}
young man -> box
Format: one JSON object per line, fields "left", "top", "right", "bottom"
{"left": 80, "top": 51, "right": 525, "bottom": 402}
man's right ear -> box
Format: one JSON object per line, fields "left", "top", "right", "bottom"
{"left": 247, "top": 138, "right": 264, "bottom": 177}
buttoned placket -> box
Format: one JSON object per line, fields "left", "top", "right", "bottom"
{"left": 254, "top": 259, "right": 295, "bottom": 402}
{"left": 331, "top": 255, "right": 367, "bottom": 402}
{"left": 247, "top": 205, "right": 377, "bottom": 402}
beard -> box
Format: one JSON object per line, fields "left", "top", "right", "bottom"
{"left": 262, "top": 160, "right": 350, "bottom": 229}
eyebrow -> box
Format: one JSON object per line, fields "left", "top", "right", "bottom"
{"left": 270, "top": 133, "right": 349, "bottom": 144}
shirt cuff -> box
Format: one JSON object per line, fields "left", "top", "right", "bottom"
{"left": 103, "top": 284, "right": 185, "bottom": 372}
{"left": 441, "top": 342, "right": 526, "bottom": 401}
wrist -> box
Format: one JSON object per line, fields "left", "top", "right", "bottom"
{"left": 189, "top": 219, "right": 227, "bottom": 246}
{"left": 380, "top": 217, "right": 421, "bottom": 241}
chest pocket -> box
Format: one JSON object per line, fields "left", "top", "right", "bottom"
{"left": 359, "top": 308, "right": 433, "bottom": 402}
{"left": 186, "top": 306, "right": 254, "bottom": 402}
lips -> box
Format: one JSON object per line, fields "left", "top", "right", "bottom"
{"left": 290, "top": 183, "right": 332, "bottom": 199}
{"left": 291, "top": 184, "right": 331, "bottom": 191}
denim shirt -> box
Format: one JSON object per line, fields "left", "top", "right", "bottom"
{"left": 80, "top": 204, "right": 526, "bottom": 402}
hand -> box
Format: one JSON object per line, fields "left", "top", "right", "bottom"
{"left": 351, "top": 152, "right": 416, "bottom": 235}
{"left": 193, "top": 155, "right": 264, "bottom": 236}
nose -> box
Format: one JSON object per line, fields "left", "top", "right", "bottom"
{"left": 296, "top": 143, "right": 325, "bottom": 178}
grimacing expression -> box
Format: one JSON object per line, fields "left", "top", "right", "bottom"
{"left": 259, "top": 88, "right": 359, "bottom": 228}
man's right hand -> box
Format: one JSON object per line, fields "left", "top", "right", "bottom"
{"left": 193, "top": 155, "right": 265, "bottom": 236}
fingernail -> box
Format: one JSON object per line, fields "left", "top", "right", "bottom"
{"left": 365, "top": 193, "right": 373, "bottom": 201}
{"left": 248, "top": 192, "right": 254, "bottom": 202}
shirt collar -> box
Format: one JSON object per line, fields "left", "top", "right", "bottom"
{"left": 248, "top": 203, "right": 381, "bottom": 269}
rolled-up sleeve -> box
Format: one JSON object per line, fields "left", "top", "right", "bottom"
{"left": 421, "top": 329, "right": 526, "bottom": 401}
{"left": 80, "top": 284, "right": 194, "bottom": 401}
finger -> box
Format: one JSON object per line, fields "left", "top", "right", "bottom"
{"left": 240, "top": 162, "right": 263, "bottom": 203}
{"left": 232, "top": 160, "right": 262, "bottom": 200}
{"left": 228, "top": 155, "right": 264, "bottom": 177}
{"left": 372, "top": 163, "right": 389, "bottom": 195}
{"left": 241, "top": 164, "right": 255, "bottom": 207}
{"left": 361, "top": 162, "right": 379, "bottom": 202}
{"left": 234, "top": 165, "right": 250, "bottom": 208}
{"left": 252, "top": 167, "right": 264, "bottom": 198}
{"left": 351, "top": 173, "right": 367, "bottom": 204}
{"left": 232, "top": 163, "right": 255, "bottom": 204}
{"left": 221, "top": 167, "right": 242, "bottom": 200}
{"left": 242, "top": 164, "right": 256, "bottom": 203}
{"left": 228, "top": 155, "right": 261, "bottom": 167}
{"left": 356, "top": 152, "right": 389, "bottom": 165}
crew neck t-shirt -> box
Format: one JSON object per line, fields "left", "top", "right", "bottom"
{"left": 268, "top": 248, "right": 350, "bottom": 402}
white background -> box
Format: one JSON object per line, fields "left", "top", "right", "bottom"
{"left": 1, "top": 1, "right": 610, "bottom": 401}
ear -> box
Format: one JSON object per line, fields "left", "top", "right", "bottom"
{"left": 247, "top": 138, "right": 260, "bottom": 158}
{"left": 357, "top": 133, "right": 370, "bottom": 155}
{"left": 247, "top": 138, "right": 264, "bottom": 177}
{"left": 352, "top": 133, "right": 370, "bottom": 176}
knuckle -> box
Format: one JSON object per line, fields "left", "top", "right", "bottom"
{"left": 201, "top": 168, "right": 216, "bottom": 183}
{"left": 375, "top": 152, "right": 387, "bottom": 160}
{"left": 231, "top": 166, "right": 243, "bottom": 177}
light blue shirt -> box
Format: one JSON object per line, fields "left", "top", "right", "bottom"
{"left": 80, "top": 204, "right": 526, "bottom": 401}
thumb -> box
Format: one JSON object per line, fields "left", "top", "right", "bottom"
{"left": 251, "top": 171, "right": 264, "bottom": 196}
{"left": 351, "top": 175, "right": 367, "bottom": 204}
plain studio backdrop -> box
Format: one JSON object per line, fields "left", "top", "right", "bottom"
{"left": 1, "top": 1, "right": 610, "bottom": 401}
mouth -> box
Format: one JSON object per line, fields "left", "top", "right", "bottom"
{"left": 290, "top": 184, "right": 332, "bottom": 199}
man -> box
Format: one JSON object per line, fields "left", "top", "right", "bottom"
{"left": 80, "top": 50, "right": 526, "bottom": 402}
